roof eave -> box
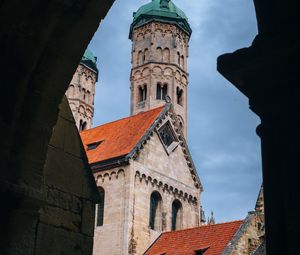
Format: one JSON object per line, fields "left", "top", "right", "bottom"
{"left": 90, "top": 155, "right": 130, "bottom": 172}
{"left": 129, "top": 15, "right": 192, "bottom": 39}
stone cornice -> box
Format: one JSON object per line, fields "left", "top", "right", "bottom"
{"left": 135, "top": 171, "right": 198, "bottom": 205}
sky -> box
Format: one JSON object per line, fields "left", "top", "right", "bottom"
{"left": 88, "top": 0, "right": 262, "bottom": 223}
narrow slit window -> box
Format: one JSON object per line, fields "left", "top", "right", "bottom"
{"left": 97, "top": 187, "right": 105, "bottom": 226}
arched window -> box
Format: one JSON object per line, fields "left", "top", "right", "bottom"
{"left": 82, "top": 121, "right": 87, "bottom": 131}
{"left": 162, "top": 84, "right": 168, "bottom": 100}
{"left": 149, "top": 191, "right": 162, "bottom": 230}
{"left": 96, "top": 187, "right": 105, "bottom": 226}
{"left": 138, "top": 86, "right": 143, "bottom": 102}
{"left": 156, "top": 83, "right": 162, "bottom": 100}
{"left": 163, "top": 48, "right": 170, "bottom": 62}
{"left": 177, "top": 52, "right": 180, "bottom": 65}
{"left": 143, "top": 85, "right": 147, "bottom": 101}
{"left": 157, "top": 47, "right": 163, "bottom": 62}
{"left": 156, "top": 83, "right": 168, "bottom": 100}
{"left": 172, "top": 200, "right": 182, "bottom": 231}
{"left": 87, "top": 90, "right": 91, "bottom": 103}
{"left": 82, "top": 88, "right": 86, "bottom": 100}
{"left": 181, "top": 55, "right": 184, "bottom": 68}
{"left": 177, "top": 87, "right": 183, "bottom": 106}
{"left": 144, "top": 48, "right": 149, "bottom": 62}
{"left": 138, "top": 85, "right": 147, "bottom": 102}
{"left": 138, "top": 50, "right": 143, "bottom": 65}
{"left": 79, "top": 120, "right": 87, "bottom": 132}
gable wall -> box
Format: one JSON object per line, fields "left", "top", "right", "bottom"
{"left": 131, "top": 130, "right": 201, "bottom": 254}
{"left": 136, "top": 126, "right": 198, "bottom": 190}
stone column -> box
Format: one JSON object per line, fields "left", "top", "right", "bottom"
{"left": 217, "top": 1, "right": 300, "bottom": 254}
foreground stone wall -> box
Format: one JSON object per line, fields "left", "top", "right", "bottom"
{"left": 0, "top": 0, "right": 114, "bottom": 253}
{"left": 35, "top": 97, "right": 99, "bottom": 255}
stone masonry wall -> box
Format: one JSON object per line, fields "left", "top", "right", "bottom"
{"left": 93, "top": 169, "right": 131, "bottom": 255}
{"left": 222, "top": 212, "right": 265, "bottom": 255}
{"left": 35, "top": 97, "right": 99, "bottom": 255}
{"left": 130, "top": 22, "right": 190, "bottom": 137}
{"left": 131, "top": 131, "right": 200, "bottom": 255}
{"left": 66, "top": 64, "right": 97, "bottom": 130}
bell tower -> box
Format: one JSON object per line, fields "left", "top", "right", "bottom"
{"left": 129, "top": 0, "right": 192, "bottom": 137}
{"left": 66, "top": 49, "right": 98, "bottom": 131}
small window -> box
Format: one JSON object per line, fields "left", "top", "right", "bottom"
{"left": 156, "top": 83, "right": 162, "bottom": 100}
{"left": 194, "top": 248, "right": 209, "bottom": 255}
{"left": 162, "top": 84, "right": 168, "bottom": 100}
{"left": 87, "top": 141, "right": 102, "bottom": 150}
{"left": 97, "top": 187, "right": 105, "bottom": 226}
{"left": 144, "top": 85, "right": 147, "bottom": 101}
{"left": 149, "top": 191, "right": 162, "bottom": 231}
{"left": 158, "top": 122, "right": 176, "bottom": 148}
{"left": 172, "top": 200, "right": 182, "bottom": 231}
{"left": 80, "top": 121, "right": 87, "bottom": 131}
{"left": 138, "top": 85, "right": 147, "bottom": 102}
{"left": 157, "top": 47, "right": 163, "bottom": 62}
{"left": 176, "top": 87, "right": 183, "bottom": 106}
{"left": 138, "top": 86, "right": 144, "bottom": 102}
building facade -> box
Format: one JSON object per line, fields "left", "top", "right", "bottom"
{"left": 79, "top": 1, "right": 203, "bottom": 254}
{"left": 81, "top": 104, "right": 202, "bottom": 255}
{"left": 129, "top": 0, "right": 192, "bottom": 137}
{"left": 66, "top": 49, "right": 98, "bottom": 131}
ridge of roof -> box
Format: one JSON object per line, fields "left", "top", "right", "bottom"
{"left": 162, "top": 220, "right": 244, "bottom": 235}
{"left": 80, "top": 106, "right": 165, "bottom": 134}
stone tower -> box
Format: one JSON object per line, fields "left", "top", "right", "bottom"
{"left": 66, "top": 49, "right": 98, "bottom": 131}
{"left": 129, "top": 0, "right": 192, "bottom": 137}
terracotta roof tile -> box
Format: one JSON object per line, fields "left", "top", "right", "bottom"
{"left": 144, "top": 221, "right": 243, "bottom": 255}
{"left": 80, "top": 106, "right": 165, "bottom": 165}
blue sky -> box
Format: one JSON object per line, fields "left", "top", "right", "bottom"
{"left": 89, "top": 0, "right": 262, "bottom": 223}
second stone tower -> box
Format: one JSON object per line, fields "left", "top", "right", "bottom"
{"left": 129, "top": 0, "right": 192, "bottom": 137}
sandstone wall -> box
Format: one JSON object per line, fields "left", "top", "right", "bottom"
{"left": 130, "top": 22, "right": 190, "bottom": 137}
{"left": 66, "top": 64, "right": 97, "bottom": 130}
{"left": 222, "top": 212, "right": 265, "bottom": 255}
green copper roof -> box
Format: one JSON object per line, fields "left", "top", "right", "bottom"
{"left": 80, "top": 49, "right": 98, "bottom": 75}
{"left": 129, "top": 0, "right": 192, "bottom": 39}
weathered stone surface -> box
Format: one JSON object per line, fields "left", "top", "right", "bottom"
{"left": 35, "top": 223, "right": 93, "bottom": 255}
{"left": 81, "top": 200, "right": 96, "bottom": 237}
{"left": 93, "top": 126, "right": 201, "bottom": 255}
{"left": 0, "top": 0, "right": 114, "bottom": 253}
{"left": 222, "top": 212, "right": 265, "bottom": 255}
{"left": 66, "top": 64, "right": 97, "bottom": 131}
{"left": 46, "top": 186, "right": 82, "bottom": 214}
{"left": 130, "top": 22, "right": 190, "bottom": 137}
{"left": 39, "top": 206, "right": 81, "bottom": 233}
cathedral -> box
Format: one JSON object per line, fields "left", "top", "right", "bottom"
{"left": 66, "top": 0, "right": 203, "bottom": 254}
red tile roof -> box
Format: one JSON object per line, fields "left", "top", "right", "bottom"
{"left": 80, "top": 106, "right": 165, "bottom": 165}
{"left": 144, "top": 221, "right": 243, "bottom": 255}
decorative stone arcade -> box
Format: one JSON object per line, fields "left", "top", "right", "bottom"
{"left": 129, "top": 0, "right": 192, "bottom": 137}
{"left": 66, "top": 49, "right": 98, "bottom": 131}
